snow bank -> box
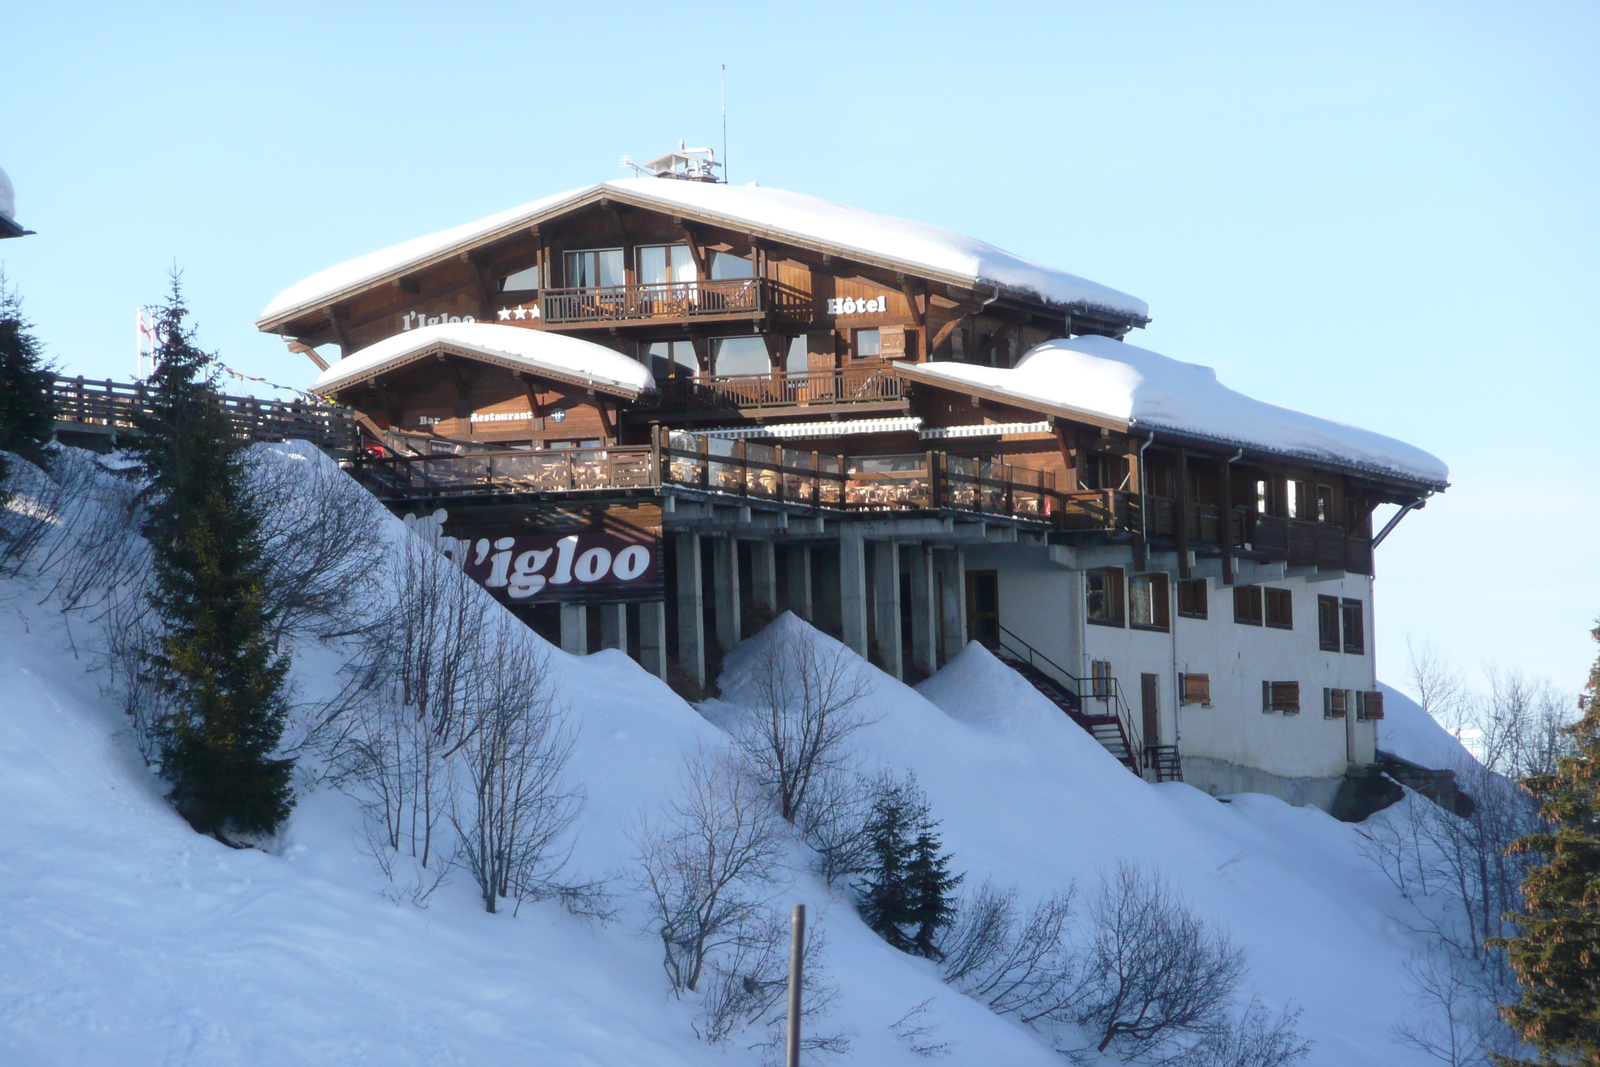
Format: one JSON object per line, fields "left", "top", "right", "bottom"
{"left": 1376, "top": 682, "right": 1476, "bottom": 770}
{"left": 312, "top": 320, "right": 654, "bottom": 396}
{"left": 904, "top": 334, "right": 1449, "bottom": 486}
{"left": 258, "top": 179, "right": 1147, "bottom": 327}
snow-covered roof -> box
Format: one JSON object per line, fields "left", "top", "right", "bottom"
{"left": 0, "top": 166, "right": 14, "bottom": 222}
{"left": 899, "top": 335, "right": 1449, "bottom": 487}
{"left": 311, "top": 322, "right": 654, "bottom": 398}
{"left": 259, "top": 179, "right": 1148, "bottom": 328}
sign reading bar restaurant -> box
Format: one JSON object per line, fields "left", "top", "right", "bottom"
{"left": 403, "top": 510, "right": 661, "bottom": 603}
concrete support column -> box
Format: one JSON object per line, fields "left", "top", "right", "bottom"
{"left": 785, "top": 544, "right": 813, "bottom": 621}
{"left": 675, "top": 533, "right": 705, "bottom": 688}
{"left": 713, "top": 533, "right": 741, "bottom": 653}
{"left": 560, "top": 602, "right": 588, "bottom": 656}
{"left": 750, "top": 540, "right": 777, "bottom": 625}
{"left": 936, "top": 546, "right": 967, "bottom": 665}
{"left": 908, "top": 543, "right": 938, "bottom": 679}
{"left": 639, "top": 600, "right": 668, "bottom": 680}
{"left": 839, "top": 526, "right": 868, "bottom": 659}
{"left": 599, "top": 602, "right": 627, "bottom": 651}
{"left": 872, "top": 539, "right": 902, "bottom": 680}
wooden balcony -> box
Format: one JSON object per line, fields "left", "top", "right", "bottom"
{"left": 653, "top": 366, "right": 905, "bottom": 413}
{"left": 50, "top": 375, "right": 359, "bottom": 453}
{"left": 349, "top": 445, "right": 657, "bottom": 499}
{"left": 540, "top": 278, "right": 765, "bottom": 325}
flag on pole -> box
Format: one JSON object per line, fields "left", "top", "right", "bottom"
{"left": 136, "top": 308, "right": 158, "bottom": 379}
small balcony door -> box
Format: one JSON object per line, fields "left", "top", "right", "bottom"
{"left": 564, "top": 248, "right": 624, "bottom": 290}
{"left": 636, "top": 244, "right": 696, "bottom": 286}
{"left": 965, "top": 570, "right": 999, "bottom": 648}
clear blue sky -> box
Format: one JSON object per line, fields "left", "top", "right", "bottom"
{"left": 4, "top": 1, "right": 1596, "bottom": 696}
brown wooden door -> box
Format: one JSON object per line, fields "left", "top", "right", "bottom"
{"left": 1141, "top": 673, "right": 1160, "bottom": 747}
{"left": 966, "top": 570, "right": 999, "bottom": 648}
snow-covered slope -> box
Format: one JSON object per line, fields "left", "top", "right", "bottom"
{"left": 1376, "top": 683, "right": 1476, "bottom": 770}
{"left": 0, "top": 445, "right": 1467, "bottom": 1066}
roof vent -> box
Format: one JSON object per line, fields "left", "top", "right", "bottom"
{"left": 621, "top": 141, "right": 723, "bottom": 183}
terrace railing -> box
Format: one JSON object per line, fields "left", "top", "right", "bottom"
{"left": 349, "top": 446, "right": 656, "bottom": 499}
{"left": 654, "top": 366, "right": 905, "bottom": 412}
{"left": 50, "top": 375, "right": 359, "bottom": 452}
{"left": 541, "top": 278, "right": 764, "bottom": 325}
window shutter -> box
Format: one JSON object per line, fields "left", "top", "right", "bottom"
{"left": 1358, "top": 690, "right": 1384, "bottom": 720}
{"left": 879, "top": 325, "right": 907, "bottom": 359}
{"left": 1182, "top": 673, "right": 1210, "bottom": 706}
{"left": 1269, "top": 681, "right": 1300, "bottom": 714}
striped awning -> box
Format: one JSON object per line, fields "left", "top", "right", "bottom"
{"left": 919, "top": 420, "right": 1052, "bottom": 439}
{"left": 695, "top": 416, "right": 923, "bottom": 440}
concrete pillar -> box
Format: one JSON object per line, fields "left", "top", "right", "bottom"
{"left": 639, "top": 600, "right": 668, "bottom": 680}
{"left": 675, "top": 533, "right": 705, "bottom": 688}
{"left": 936, "top": 546, "right": 967, "bottom": 665}
{"left": 713, "top": 533, "right": 741, "bottom": 653}
{"left": 599, "top": 602, "right": 627, "bottom": 651}
{"left": 909, "top": 543, "right": 938, "bottom": 679}
{"left": 872, "top": 539, "right": 902, "bottom": 680}
{"left": 560, "top": 603, "right": 588, "bottom": 655}
{"left": 839, "top": 526, "right": 868, "bottom": 659}
{"left": 750, "top": 540, "right": 777, "bottom": 624}
{"left": 785, "top": 544, "right": 813, "bottom": 621}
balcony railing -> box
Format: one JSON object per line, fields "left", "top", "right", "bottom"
{"left": 50, "top": 375, "right": 359, "bottom": 452}
{"left": 541, "top": 278, "right": 764, "bottom": 325}
{"left": 349, "top": 446, "right": 657, "bottom": 498}
{"left": 654, "top": 366, "right": 905, "bottom": 412}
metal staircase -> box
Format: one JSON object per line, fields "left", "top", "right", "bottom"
{"left": 994, "top": 626, "right": 1145, "bottom": 777}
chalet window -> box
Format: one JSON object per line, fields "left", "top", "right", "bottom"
{"left": 1086, "top": 568, "right": 1125, "bottom": 627}
{"left": 501, "top": 265, "right": 540, "bottom": 291}
{"left": 636, "top": 244, "right": 696, "bottom": 285}
{"left": 852, "top": 328, "right": 881, "bottom": 359}
{"left": 1262, "top": 680, "right": 1301, "bottom": 714}
{"left": 1317, "top": 595, "right": 1341, "bottom": 651}
{"left": 564, "top": 248, "right": 624, "bottom": 289}
{"left": 1324, "top": 687, "right": 1350, "bottom": 719}
{"left": 544, "top": 438, "right": 602, "bottom": 450}
{"left": 1288, "top": 480, "right": 1312, "bottom": 520}
{"left": 1180, "top": 673, "right": 1212, "bottom": 706}
{"left": 1342, "top": 599, "right": 1366, "bottom": 655}
{"left": 1091, "top": 660, "right": 1114, "bottom": 699}
{"left": 645, "top": 340, "right": 697, "bottom": 380}
{"left": 1264, "top": 587, "right": 1293, "bottom": 630}
{"left": 711, "top": 336, "right": 770, "bottom": 376}
{"left": 710, "top": 251, "right": 754, "bottom": 279}
{"left": 1255, "top": 478, "right": 1270, "bottom": 515}
{"left": 785, "top": 335, "right": 809, "bottom": 373}
{"left": 1357, "top": 690, "right": 1385, "bottom": 720}
{"left": 1177, "top": 579, "right": 1208, "bottom": 619}
{"left": 1129, "top": 574, "right": 1170, "bottom": 631}
{"left": 1317, "top": 485, "right": 1334, "bottom": 523}
{"left": 1233, "top": 585, "right": 1263, "bottom": 626}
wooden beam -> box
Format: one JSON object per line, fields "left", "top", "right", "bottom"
{"left": 597, "top": 398, "right": 616, "bottom": 442}
{"left": 287, "top": 340, "right": 329, "bottom": 372}
{"left": 463, "top": 252, "right": 498, "bottom": 319}
{"left": 899, "top": 278, "right": 927, "bottom": 327}
{"left": 1175, "top": 447, "right": 1191, "bottom": 580}
{"left": 518, "top": 373, "right": 544, "bottom": 419}
{"left": 929, "top": 313, "right": 967, "bottom": 354}
{"left": 1220, "top": 456, "right": 1236, "bottom": 586}
{"left": 679, "top": 223, "right": 708, "bottom": 278}
{"left": 1052, "top": 419, "right": 1079, "bottom": 491}
{"left": 325, "top": 305, "right": 353, "bottom": 354}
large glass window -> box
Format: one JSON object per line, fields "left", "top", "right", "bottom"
{"left": 1086, "top": 568, "right": 1125, "bottom": 627}
{"left": 637, "top": 244, "right": 696, "bottom": 286}
{"left": 644, "top": 340, "right": 698, "bottom": 381}
{"left": 711, "top": 336, "right": 770, "bottom": 376}
{"left": 710, "top": 251, "right": 754, "bottom": 279}
{"left": 785, "top": 336, "right": 809, "bottom": 373}
{"left": 1129, "top": 574, "right": 1170, "bottom": 631}
{"left": 853, "top": 328, "right": 881, "bottom": 359}
{"left": 501, "top": 265, "right": 540, "bottom": 291}
{"left": 564, "top": 248, "right": 624, "bottom": 289}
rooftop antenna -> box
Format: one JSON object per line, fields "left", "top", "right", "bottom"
{"left": 721, "top": 64, "right": 728, "bottom": 185}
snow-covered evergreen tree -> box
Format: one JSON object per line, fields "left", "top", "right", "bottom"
{"left": 0, "top": 271, "right": 55, "bottom": 494}
{"left": 125, "top": 278, "right": 293, "bottom": 840}
{"left": 857, "top": 773, "right": 961, "bottom": 959}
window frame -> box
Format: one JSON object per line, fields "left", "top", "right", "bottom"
{"left": 1233, "top": 584, "right": 1263, "bottom": 626}
{"left": 1262, "top": 680, "right": 1301, "bottom": 714}
{"left": 1128, "top": 573, "right": 1171, "bottom": 632}
{"left": 1264, "top": 587, "right": 1293, "bottom": 630}
{"left": 1176, "top": 578, "right": 1208, "bottom": 620}
{"left": 1317, "top": 594, "right": 1341, "bottom": 652}
{"left": 851, "top": 327, "right": 882, "bottom": 360}
{"left": 1341, "top": 599, "right": 1366, "bottom": 655}
{"left": 1323, "top": 687, "right": 1350, "bottom": 719}
{"left": 1086, "top": 568, "right": 1126, "bottom": 628}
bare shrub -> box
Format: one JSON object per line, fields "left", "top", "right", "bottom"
{"left": 631, "top": 747, "right": 787, "bottom": 995}
{"left": 1189, "top": 997, "right": 1313, "bottom": 1067}
{"left": 1393, "top": 947, "right": 1519, "bottom": 1067}
{"left": 448, "top": 628, "right": 587, "bottom": 915}
{"left": 940, "top": 879, "right": 1078, "bottom": 1027}
{"left": 732, "top": 625, "right": 872, "bottom": 824}
{"left": 697, "top": 908, "right": 845, "bottom": 1059}
{"left": 889, "top": 998, "right": 952, "bottom": 1058}
{"left": 1074, "top": 863, "right": 1247, "bottom": 1061}
{"left": 801, "top": 765, "right": 884, "bottom": 887}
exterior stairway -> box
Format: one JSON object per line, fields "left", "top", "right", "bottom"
{"left": 995, "top": 627, "right": 1144, "bottom": 777}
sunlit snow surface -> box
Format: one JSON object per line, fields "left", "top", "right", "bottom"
{"left": 0, "top": 443, "right": 1471, "bottom": 1065}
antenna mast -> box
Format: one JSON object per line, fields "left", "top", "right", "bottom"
{"left": 721, "top": 64, "right": 728, "bottom": 185}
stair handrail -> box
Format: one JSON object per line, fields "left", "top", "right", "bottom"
{"left": 994, "top": 624, "right": 1143, "bottom": 759}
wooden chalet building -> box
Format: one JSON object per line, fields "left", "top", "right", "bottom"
{"left": 257, "top": 157, "right": 1448, "bottom": 813}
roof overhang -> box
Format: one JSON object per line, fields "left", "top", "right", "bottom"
{"left": 893, "top": 362, "right": 1130, "bottom": 433}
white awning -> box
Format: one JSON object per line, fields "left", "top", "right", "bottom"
{"left": 694, "top": 416, "right": 922, "bottom": 440}
{"left": 920, "top": 420, "right": 1051, "bottom": 439}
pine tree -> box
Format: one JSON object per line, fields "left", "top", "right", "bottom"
{"left": 0, "top": 271, "right": 55, "bottom": 492}
{"left": 126, "top": 277, "right": 293, "bottom": 840}
{"left": 857, "top": 774, "right": 962, "bottom": 959}
{"left": 1490, "top": 624, "right": 1600, "bottom": 1066}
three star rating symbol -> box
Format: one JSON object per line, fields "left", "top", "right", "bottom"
{"left": 496, "top": 305, "right": 541, "bottom": 321}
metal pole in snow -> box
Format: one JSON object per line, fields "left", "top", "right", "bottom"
{"left": 786, "top": 903, "right": 805, "bottom": 1067}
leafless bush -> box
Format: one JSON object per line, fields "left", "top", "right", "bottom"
{"left": 889, "top": 998, "right": 952, "bottom": 1058}
{"left": 1393, "top": 946, "right": 1520, "bottom": 1067}
{"left": 448, "top": 628, "right": 587, "bottom": 915}
{"left": 697, "top": 908, "right": 845, "bottom": 1059}
{"left": 631, "top": 747, "right": 787, "bottom": 995}
{"left": 1188, "top": 997, "right": 1312, "bottom": 1067}
{"left": 731, "top": 625, "right": 873, "bottom": 825}
{"left": 248, "top": 446, "right": 382, "bottom": 642}
{"left": 1073, "top": 863, "right": 1247, "bottom": 1062}
{"left": 940, "top": 879, "right": 1079, "bottom": 1027}
{"left": 800, "top": 765, "right": 883, "bottom": 887}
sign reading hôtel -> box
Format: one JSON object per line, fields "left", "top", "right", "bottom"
{"left": 404, "top": 510, "right": 661, "bottom": 603}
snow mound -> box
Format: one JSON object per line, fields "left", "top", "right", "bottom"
{"left": 1376, "top": 682, "right": 1476, "bottom": 771}
{"left": 258, "top": 179, "right": 1147, "bottom": 327}
{"left": 312, "top": 320, "right": 654, "bottom": 396}
{"left": 904, "top": 335, "right": 1448, "bottom": 486}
